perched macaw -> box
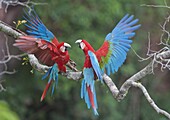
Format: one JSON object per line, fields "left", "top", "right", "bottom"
{"left": 13, "top": 10, "right": 71, "bottom": 101}
{"left": 75, "top": 14, "right": 141, "bottom": 115}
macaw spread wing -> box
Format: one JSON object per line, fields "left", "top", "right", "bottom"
{"left": 14, "top": 36, "right": 60, "bottom": 66}
{"left": 96, "top": 14, "right": 141, "bottom": 75}
{"left": 24, "top": 9, "right": 59, "bottom": 45}
{"left": 14, "top": 10, "right": 62, "bottom": 66}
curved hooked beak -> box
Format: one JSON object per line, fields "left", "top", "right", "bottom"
{"left": 75, "top": 39, "right": 82, "bottom": 44}
{"left": 64, "top": 43, "right": 71, "bottom": 48}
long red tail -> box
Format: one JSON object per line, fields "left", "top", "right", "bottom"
{"left": 40, "top": 80, "right": 52, "bottom": 101}
{"left": 87, "top": 86, "right": 95, "bottom": 108}
{"left": 87, "top": 85, "right": 98, "bottom": 115}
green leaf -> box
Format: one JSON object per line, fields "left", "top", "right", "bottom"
{"left": 0, "top": 101, "right": 19, "bottom": 120}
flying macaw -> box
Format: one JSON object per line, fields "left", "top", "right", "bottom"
{"left": 13, "top": 10, "right": 71, "bottom": 101}
{"left": 75, "top": 14, "right": 141, "bottom": 115}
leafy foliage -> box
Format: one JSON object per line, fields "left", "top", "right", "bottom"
{"left": 0, "top": 101, "right": 19, "bottom": 120}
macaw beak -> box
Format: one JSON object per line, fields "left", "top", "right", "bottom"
{"left": 75, "top": 39, "right": 82, "bottom": 44}
{"left": 64, "top": 43, "right": 71, "bottom": 48}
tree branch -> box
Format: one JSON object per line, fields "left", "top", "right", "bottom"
{"left": 0, "top": 80, "right": 6, "bottom": 92}
{"left": 141, "top": 4, "right": 170, "bottom": 9}
{"left": 141, "top": 0, "right": 170, "bottom": 9}
{"left": 0, "top": 0, "right": 48, "bottom": 13}
{"left": 117, "top": 61, "right": 154, "bottom": 101}
{"left": 117, "top": 49, "right": 170, "bottom": 101}
{"left": 132, "top": 82, "right": 170, "bottom": 119}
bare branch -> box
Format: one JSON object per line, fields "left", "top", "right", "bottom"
{"left": 0, "top": 35, "right": 24, "bottom": 64}
{"left": 159, "top": 15, "right": 170, "bottom": 46}
{"left": 117, "top": 61, "right": 155, "bottom": 101}
{"left": 141, "top": 0, "right": 170, "bottom": 9}
{"left": 0, "top": 83, "right": 6, "bottom": 92}
{"left": 0, "top": 0, "right": 48, "bottom": 13}
{"left": 103, "top": 74, "right": 119, "bottom": 98}
{"left": 0, "top": 69, "right": 16, "bottom": 76}
{"left": 0, "top": 35, "right": 24, "bottom": 76}
{"left": 141, "top": 4, "right": 170, "bottom": 9}
{"left": 28, "top": 54, "right": 50, "bottom": 73}
{"left": 117, "top": 48, "right": 170, "bottom": 101}
{"left": 132, "top": 82, "right": 170, "bottom": 119}
{"left": 61, "top": 71, "right": 83, "bottom": 81}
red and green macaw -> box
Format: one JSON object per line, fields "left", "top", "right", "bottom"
{"left": 75, "top": 14, "right": 141, "bottom": 115}
{"left": 13, "top": 10, "right": 71, "bottom": 101}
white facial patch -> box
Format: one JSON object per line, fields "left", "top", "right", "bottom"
{"left": 80, "top": 42, "right": 85, "bottom": 49}
{"left": 60, "top": 46, "right": 65, "bottom": 52}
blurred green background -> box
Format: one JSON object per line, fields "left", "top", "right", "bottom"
{"left": 0, "top": 0, "right": 170, "bottom": 120}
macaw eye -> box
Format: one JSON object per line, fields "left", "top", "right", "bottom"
{"left": 78, "top": 44, "right": 81, "bottom": 49}
{"left": 65, "top": 47, "right": 68, "bottom": 51}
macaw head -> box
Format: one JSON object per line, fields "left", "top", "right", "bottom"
{"left": 58, "top": 42, "right": 71, "bottom": 53}
{"left": 75, "top": 39, "right": 95, "bottom": 55}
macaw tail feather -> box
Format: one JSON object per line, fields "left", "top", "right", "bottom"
{"left": 93, "top": 108, "right": 99, "bottom": 116}
{"left": 40, "top": 80, "right": 52, "bottom": 101}
{"left": 41, "top": 64, "right": 58, "bottom": 101}
{"left": 87, "top": 85, "right": 99, "bottom": 115}
{"left": 81, "top": 79, "right": 99, "bottom": 115}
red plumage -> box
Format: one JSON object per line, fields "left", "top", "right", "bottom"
{"left": 96, "top": 41, "right": 110, "bottom": 62}
{"left": 14, "top": 36, "right": 70, "bottom": 100}
{"left": 14, "top": 36, "right": 70, "bottom": 70}
{"left": 87, "top": 86, "right": 95, "bottom": 108}
{"left": 14, "top": 10, "right": 72, "bottom": 101}
{"left": 80, "top": 40, "right": 110, "bottom": 68}
{"left": 77, "top": 39, "right": 101, "bottom": 115}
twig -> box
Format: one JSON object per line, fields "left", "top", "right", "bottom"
{"left": 141, "top": 4, "right": 170, "bottom": 9}
{"left": 117, "top": 61, "right": 155, "bottom": 101}
{"left": 132, "top": 82, "right": 170, "bottom": 119}
{"left": 0, "top": 34, "right": 24, "bottom": 76}
{"left": 0, "top": 83, "right": 6, "bottom": 92}
{"left": 0, "top": 0, "right": 47, "bottom": 13}
{"left": 141, "top": 0, "right": 170, "bottom": 9}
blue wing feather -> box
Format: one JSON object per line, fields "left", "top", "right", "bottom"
{"left": 116, "top": 14, "right": 129, "bottom": 25}
{"left": 88, "top": 51, "right": 103, "bottom": 82}
{"left": 123, "top": 15, "right": 134, "bottom": 23}
{"left": 24, "top": 9, "right": 55, "bottom": 42}
{"left": 103, "top": 14, "right": 141, "bottom": 75}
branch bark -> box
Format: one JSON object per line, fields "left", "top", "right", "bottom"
{"left": 132, "top": 82, "right": 170, "bottom": 119}
{"left": 117, "top": 62, "right": 154, "bottom": 101}
{"left": 116, "top": 48, "right": 170, "bottom": 100}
